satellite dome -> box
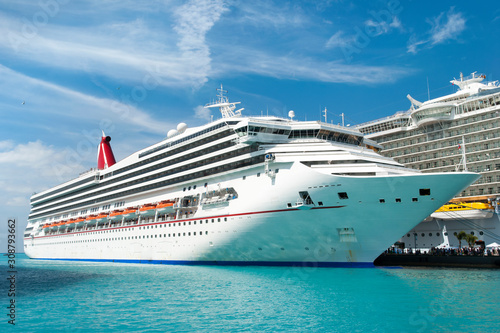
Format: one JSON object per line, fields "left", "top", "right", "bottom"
{"left": 167, "top": 129, "right": 178, "bottom": 138}
{"left": 177, "top": 122, "right": 188, "bottom": 133}
{"left": 288, "top": 110, "right": 295, "bottom": 119}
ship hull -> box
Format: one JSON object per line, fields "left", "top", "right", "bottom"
{"left": 24, "top": 165, "right": 479, "bottom": 265}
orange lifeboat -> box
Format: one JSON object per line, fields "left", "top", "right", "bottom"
{"left": 75, "top": 217, "right": 86, "bottom": 227}
{"left": 57, "top": 221, "right": 67, "bottom": 230}
{"left": 109, "top": 210, "right": 124, "bottom": 221}
{"left": 43, "top": 222, "right": 54, "bottom": 229}
{"left": 138, "top": 203, "right": 156, "bottom": 217}
{"left": 66, "top": 219, "right": 76, "bottom": 229}
{"left": 156, "top": 200, "right": 175, "bottom": 214}
{"left": 96, "top": 212, "right": 109, "bottom": 224}
{"left": 85, "top": 215, "right": 98, "bottom": 225}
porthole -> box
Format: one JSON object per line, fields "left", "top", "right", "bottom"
{"left": 421, "top": 233, "right": 425, "bottom": 237}
{"left": 480, "top": 231, "right": 484, "bottom": 235}
{"left": 429, "top": 233, "right": 432, "bottom": 236}
{"left": 471, "top": 231, "right": 475, "bottom": 235}
{"left": 407, "top": 233, "right": 410, "bottom": 237}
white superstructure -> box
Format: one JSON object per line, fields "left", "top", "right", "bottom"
{"left": 24, "top": 87, "right": 479, "bottom": 266}
{"left": 356, "top": 72, "right": 500, "bottom": 250}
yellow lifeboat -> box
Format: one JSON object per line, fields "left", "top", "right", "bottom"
{"left": 431, "top": 202, "right": 495, "bottom": 220}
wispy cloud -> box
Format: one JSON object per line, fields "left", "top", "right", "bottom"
{"left": 407, "top": 7, "right": 466, "bottom": 54}
{"left": 213, "top": 49, "right": 412, "bottom": 84}
{"left": 235, "top": 1, "right": 308, "bottom": 28}
{"left": 0, "top": 65, "right": 174, "bottom": 135}
{"left": 173, "top": 0, "right": 228, "bottom": 88}
{"left": 429, "top": 9, "right": 466, "bottom": 45}
{"left": 325, "top": 31, "right": 354, "bottom": 49}
{"left": 0, "top": 0, "right": 227, "bottom": 89}
{"left": 0, "top": 140, "right": 86, "bottom": 207}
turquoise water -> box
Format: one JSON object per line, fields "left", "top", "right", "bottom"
{"left": 1, "top": 254, "right": 499, "bottom": 332}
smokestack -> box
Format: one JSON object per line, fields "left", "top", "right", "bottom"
{"left": 97, "top": 131, "right": 116, "bottom": 170}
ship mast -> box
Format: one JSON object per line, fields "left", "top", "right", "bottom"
{"left": 204, "top": 84, "right": 244, "bottom": 118}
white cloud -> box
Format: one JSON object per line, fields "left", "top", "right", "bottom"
{"left": 235, "top": 1, "right": 308, "bottom": 28}
{"left": 0, "top": 2, "right": 223, "bottom": 89}
{"left": 194, "top": 105, "right": 212, "bottom": 121}
{"left": 325, "top": 31, "right": 353, "bottom": 49}
{"left": 213, "top": 49, "right": 411, "bottom": 84}
{"left": 0, "top": 140, "right": 86, "bottom": 207}
{"left": 364, "top": 16, "right": 403, "bottom": 36}
{"left": 407, "top": 8, "right": 466, "bottom": 54}
{"left": 0, "top": 65, "right": 174, "bottom": 136}
{"left": 430, "top": 9, "right": 466, "bottom": 45}
{"left": 173, "top": 0, "right": 228, "bottom": 88}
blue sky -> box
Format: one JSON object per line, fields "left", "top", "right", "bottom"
{"left": 0, "top": 0, "right": 499, "bottom": 248}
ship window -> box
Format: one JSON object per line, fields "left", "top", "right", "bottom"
{"left": 429, "top": 233, "right": 432, "bottom": 236}
{"left": 395, "top": 198, "right": 401, "bottom": 203}
{"left": 257, "top": 173, "right": 260, "bottom": 177}
{"left": 243, "top": 176, "right": 246, "bottom": 180}
{"left": 287, "top": 203, "right": 292, "bottom": 207}
{"left": 419, "top": 188, "right": 431, "bottom": 196}
{"left": 407, "top": 234, "right": 410, "bottom": 237}
{"left": 480, "top": 231, "right": 484, "bottom": 235}
{"left": 470, "top": 231, "right": 474, "bottom": 235}
{"left": 379, "top": 199, "right": 385, "bottom": 203}
{"left": 437, "top": 232, "right": 440, "bottom": 237}
{"left": 412, "top": 198, "right": 418, "bottom": 202}
{"left": 212, "top": 219, "right": 214, "bottom": 223}
{"left": 421, "top": 233, "right": 425, "bottom": 237}
{"left": 224, "top": 218, "right": 227, "bottom": 221}
{"left": 338, "top": 192, "right": 348, "bottom": 199}
{"left": 183, "top": 187, "right": 186, "bottom": 191}
{"left": 318, "top": 201, "right": 323, "bottom": 206}
{"left": 205, "top": 231, "right": 208, "bottom": 235}
{"left": 204, "top": 183, "right": 208, "bottom": 187}
{"left": 218, "top": 218, "right": 221, "bottom": 222}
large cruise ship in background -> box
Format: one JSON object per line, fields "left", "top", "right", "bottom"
{"left": 23, "top": 87, "right": 478, "bottom": 266}
{"left": 356, "top": 72, "right": 500, "bottom": 250}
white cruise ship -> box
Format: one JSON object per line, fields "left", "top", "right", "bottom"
{"left": 23, "top": 87, "right": 479, "bottom": 266}
{"left": 356, "top": 72, "right": 500, "bottom": 250}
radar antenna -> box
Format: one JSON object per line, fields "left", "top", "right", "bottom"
{"left": 204, "top": 84, "right": 244, "bottom": 118}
